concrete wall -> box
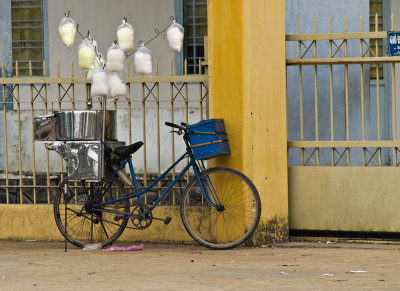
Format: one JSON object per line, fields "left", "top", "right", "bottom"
{"left": 0, "top": 205, "right": 194, "bottom": 243}
{"left": 47, "top": 0, "right": 176, "bottom": 76}
{"left": 289, "top": 167, "right": 400, "bottom": 232}
{"left": 208, "top": 1, "right": 288, "bottom": 244}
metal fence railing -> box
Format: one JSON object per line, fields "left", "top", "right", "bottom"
{"left": 286, "top": 14, "right": 400, "bottom": 167}
{"left": 0, "top": 59, "right": 208, "bottom": 204}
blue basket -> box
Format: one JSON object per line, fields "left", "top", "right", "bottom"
{"left": 187, "top": 119, "right": 230, "bottom": 160}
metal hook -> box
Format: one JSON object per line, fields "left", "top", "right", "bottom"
{"left": 125, "top": 17, "right": 178, "bottom": 59}
{"left": 123, "top": 16, "right": 127, "bottom": 23}
{"left": 170, "top": 16, "right": 175, "bottom": 21}
{"left": 65, "top": 11, "right": 70, "bottom": 17}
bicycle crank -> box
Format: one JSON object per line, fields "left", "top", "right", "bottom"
{"left": 130, "top": 203, "right": 153, "bottom": 229}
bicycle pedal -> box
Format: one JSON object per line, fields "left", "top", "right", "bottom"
{"left": 164, "top": 217, "right": 172, "bottom": 225}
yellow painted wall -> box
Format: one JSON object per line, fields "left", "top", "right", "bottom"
{"left": 289, "top": 167, "right": 400, "bottom": 232}
{"left": 208, "top": 0, "right": 288, "bottom": 243}
{"left": 207, "top": 1, "right": 243, "bottom": 171}
{"left": 0, "top": 205, "right": 194, "bottom": 243}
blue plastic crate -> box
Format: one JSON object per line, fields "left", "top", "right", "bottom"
{"left": 187, "top": 119, "right": 230, "bottom": 160}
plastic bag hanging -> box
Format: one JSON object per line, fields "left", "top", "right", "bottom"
{"left": 59, "top": 15, "right": 77, "bottom": 48}
{"left": 78, "top": 38, "right": 96, "bottom": 70}
{"left": 87, "top": 53, "right": 105, "bottom": 81}
{"left": 166, "top": 21, "right": 184, "bottom": 52}
{"left": 91, "top": 69, "right": 109, "bottom": 97}
{"left": 106, "top": 43, "right": 125, "bottom": 73}
{"left": 108, "top": 74, "right": 127, "bottom": 98}
{"left": 134, "top": 43, "right": 152, "bottom": 75}
{"left": 117, "top": 18, "right": 134, "bottom": 52}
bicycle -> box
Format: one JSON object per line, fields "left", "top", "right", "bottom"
{"left": 53, "top": 121, "right": 261, "bottom": 250}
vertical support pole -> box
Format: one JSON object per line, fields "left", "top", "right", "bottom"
{"left": 374, "top": 14, "right": 382, "bottom": 165}
{"left": 391, "top": 14, "right": 397, "bottom": 166}
{"left": 102, "top": 95, "right": 106, "bottom": 180}
{"left": 2, "top": 73, "right": 9, "bottom": 203}
{"left": 344, "top": 17, "right": 350, "bottom": 166}
{"left": 142, "top": 83, "right": 147, "bottom": 203}
{"left": 156, "top": 61, "right": 161, "bottom": 199}
{"left": 297, "top": 18, "right": 304, "bottom": 166}
{"left": 127, "top": 60, "right": 132, "bottom": 146}
{"left": 359, "top": 15, "right": 366, "bottom": 166}
{"left": 170, "top": 60, "right": 177, "bottom": 205}
{"left": 329, "top": 16, "right": 334, "bottom": 166}
{"left": 30, "top": 61, "right": 37, "bottom": 203}
{"left": 16, "top": 80, "right": 23, "bottom": 203}
{"left": 64, "top": 172, "right": 68, "bottom": 252}
{"left": 312, "top": 18, "right": 319, "bottom": 166}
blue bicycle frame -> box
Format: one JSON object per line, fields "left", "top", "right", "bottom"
{"left": 90, "top": 133, "right": 221, "bottom": 216}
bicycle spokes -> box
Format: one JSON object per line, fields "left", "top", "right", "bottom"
{"left": 181, "top": 167, "right": 261, "bottom": 249}
{"left": 54, "top": 177, "right": 130, "bottom": 248}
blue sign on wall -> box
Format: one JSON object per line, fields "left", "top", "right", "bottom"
{"left": 388, "top": 31, "right": 400, "bottom": 56}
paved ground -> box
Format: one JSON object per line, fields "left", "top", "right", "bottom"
{"left": 0, "top": 239, "right": 400, "bottom": 290}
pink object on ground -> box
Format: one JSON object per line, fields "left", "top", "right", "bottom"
{"left": 102, "top": 243, "right": 144, "bottom": 252}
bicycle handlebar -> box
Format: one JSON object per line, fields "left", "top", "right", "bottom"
{"left": 165, "top": 121, "right": 185, "bottom": 130}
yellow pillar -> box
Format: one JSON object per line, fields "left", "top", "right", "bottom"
{"left": 208, "top": 0, "right": 288, "bottom": 244}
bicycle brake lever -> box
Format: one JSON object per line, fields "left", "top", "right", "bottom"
{"left": 170, "top": 130, "right": 183, "bottom": 135}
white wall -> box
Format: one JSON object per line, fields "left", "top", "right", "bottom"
{"left": 47, "top": 0, "right": 176, "bottom": 76}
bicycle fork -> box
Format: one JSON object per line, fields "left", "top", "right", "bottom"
{"left": 192, "top": 163, "right": 222, "bottom": 210}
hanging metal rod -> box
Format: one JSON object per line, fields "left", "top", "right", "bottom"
{"left": 63, "top": 12, "right": 181, "bottom": 68}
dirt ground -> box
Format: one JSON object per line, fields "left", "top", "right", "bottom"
{"left": 0, "top": 239, "right": 400, "bottom": 290}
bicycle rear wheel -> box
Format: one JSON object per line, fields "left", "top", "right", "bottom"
{"left": 53, "top": 176, "right": 130, "bottom": 248}
{"left": 181, "top": 167, "right": 261, "bottom": 249}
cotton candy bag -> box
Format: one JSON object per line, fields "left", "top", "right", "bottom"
{"left": 91, "top": 69, "right": 109, "bottom": 97}
{"left": 87, "top": 53, "right": 106, "bottom": 81}
{"left": 106, "top": 43, "right": 125, "bottom": 73}
{"left": 78, "top": 38, "right": 96, "bottom": 70}
{"left": 59, "top": 16, "right": 77, "bottom": 48}
{"left": 117, "top": 18, "right": 134, "bottom": 52}
{"left": 166, "top": 21, "right": 184, "bottom": 52}
{"left": 108, "top": 74, "right": 127, "bottom": 98}
{"left": 134, "top": 44, "right": 152, "bottom": 75}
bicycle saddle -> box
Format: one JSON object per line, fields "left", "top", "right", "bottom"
{"left": 113, "top": 141, "right": 143, "bottom": 159}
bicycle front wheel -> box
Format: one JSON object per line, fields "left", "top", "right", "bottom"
{"left": 181, "top": 167, "right": 261, "bottom": 249}
{"left": 54, "top": 176, "right": 130, "bottom": 248}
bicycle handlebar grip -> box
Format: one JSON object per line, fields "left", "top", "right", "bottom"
{"left": 165, "top": 121, "right": 182, "bottom": 129}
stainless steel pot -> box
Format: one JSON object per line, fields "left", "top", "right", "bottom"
{"left": 33, "top": 114, "right": 57, "bottom": 140}
{"left": 55, "top": 110, "right": 117, "bottom": 141}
